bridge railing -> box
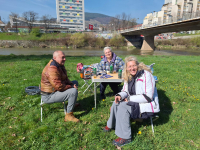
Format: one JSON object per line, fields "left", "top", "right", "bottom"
{"left": 120, "top": 11, "right": 200, "bottom": 33}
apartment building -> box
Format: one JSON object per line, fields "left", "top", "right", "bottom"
{"left": 143, "top": 0, "right": 200, "bottom": 26}
{"left": 165, "top": 0, "right": 172, "bottom": 4}
{"left": 56, "top": 0, "right": 85, "bottom": 31}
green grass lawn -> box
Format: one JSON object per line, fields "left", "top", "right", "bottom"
{"left": 0, "top": 54, "right": 199, "bottom": 150}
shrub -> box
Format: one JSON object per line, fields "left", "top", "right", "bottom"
{"left": 108, "top": 34, "right": 126, "bottom": 47}
{"left": 175, "top": 38, "right": 189, "bottom": 46}
{"left": 31, "top": 28, "right": 41, "bottom": 37}
{"left": 64, "top": 34, "right": 71, "bottom": 46}
{"left": 191, "top": 37, "right": 200, "bottom": 47}
{"left": 154, "top": 40, "right": 163, "bottom": 46}
{"left": 155, "top": 38, "right": 193, "bottom": 47}
{"left": 85, "top": 33, "right": 97, "bottom": 47}
{"left": 161, "top": 39, "right": 173, "bottom": 45}
{"left": 96, "top": 37, "right": 105, "bottom": 48}
{"left": 69, "top": 32, "right": 86, "bottom": 48}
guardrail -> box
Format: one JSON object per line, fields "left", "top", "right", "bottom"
{"left": 120, "top": 12, "right": 200, "bottom": 33}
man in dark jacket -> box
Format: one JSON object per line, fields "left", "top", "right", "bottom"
{"left": 41, "top": 50, "right": 79, "bottom": 122}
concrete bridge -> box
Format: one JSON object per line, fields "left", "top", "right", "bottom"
{"left": 120, "top": 17, "right": 200, "bottom": 50}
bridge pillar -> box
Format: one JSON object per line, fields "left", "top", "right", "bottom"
{"left": 141, "top": 36, "right": 155, "bottom": 51}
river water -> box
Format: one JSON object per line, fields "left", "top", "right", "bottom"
{"left": 0, "top": 48, "right": 200, "bottom": 56}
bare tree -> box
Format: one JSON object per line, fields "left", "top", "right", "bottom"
{"left": 115, "top": 15, "right": 121, "bottom": 30}
{"left": 108, "top": 12, "right": 137, "bottom": 31}
{"left": 40, "top": 15, "right": 54, "bottom": 33}
{"left": 126, "top": 14, "right": 132, "bottom": 28}
{"left": 10, "top": 12, "right": 19, "bottom": 33}
{"left": 22, "top": 11, "right": 38, "bottom": 33}
{"left": 129, "top": 18, "right": 137, "bottom": 28}
{"left": 110, "top": 15, "right": 121, "bottom": 31}
{"left": 121, "top": 12, "right": 127, "bottom": 29}
{"left": 5, "top": 21, "right": 11, "bottom": 31}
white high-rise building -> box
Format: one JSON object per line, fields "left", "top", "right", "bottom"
{"left": 165, "top": 0, "right": 172, "bottom": 4}
{"left": 56, "top": 0, "right": 85, "bottom": 31}
{"left": 143, "top": 0, "right": 200, "bottom": 26}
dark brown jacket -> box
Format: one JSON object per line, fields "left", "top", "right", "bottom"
{"left": 41, "top": 59, "right": 73, "bottom": 93}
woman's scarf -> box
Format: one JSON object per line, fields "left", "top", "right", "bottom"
{"left": 128, "top": 70, "right": 144, "bottom": 95}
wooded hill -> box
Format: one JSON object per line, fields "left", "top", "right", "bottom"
{"left": 85, "top": 12, "right": 113, "bottom": 24}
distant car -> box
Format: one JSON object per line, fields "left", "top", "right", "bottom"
{"left": 155, "top": 36, "right": 167, "bottom": 40}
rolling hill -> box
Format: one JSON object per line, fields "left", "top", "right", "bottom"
{"left": 85, "top": 12, "right": 113, "bottom": 24}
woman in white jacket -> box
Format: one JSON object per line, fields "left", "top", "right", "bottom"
{"left": 103, "top": 56, "right": 160, "bottom": 147}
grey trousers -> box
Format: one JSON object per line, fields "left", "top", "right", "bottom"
{"left": 107, "top": 101, "right": 132, "bottom": 139}
{"left": 41, "top": 80, "right": 78, "bottom": 113}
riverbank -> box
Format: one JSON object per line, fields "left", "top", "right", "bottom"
{"left": 0, "top": 32, "right": 126, "bottom": 49}
{"left": 155, "top": 36, "right": 200, "bottom": 50}
{"left": 0, "top": 55, "right": 199, "bottom": 149}
{"left": 2, "top": 32, "right": 200, "bottom": 50}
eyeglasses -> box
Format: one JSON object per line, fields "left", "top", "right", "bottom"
{"left": 105, "top": 51, "right": 111, "bottom": 54}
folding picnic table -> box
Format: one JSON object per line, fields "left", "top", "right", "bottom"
{"left": 92, "top": 73, "right": 123, "bottom": 108}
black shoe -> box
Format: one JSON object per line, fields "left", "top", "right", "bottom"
{"left": 113, "top": 137, "right": 132, "bottom": 147}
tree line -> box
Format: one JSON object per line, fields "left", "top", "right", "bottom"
{"left": 102, "top": 12, "right": 138, "bottom": 31}
{"left": 8, "top": 11, "right": 138, "bottom": 33}
{"left": 10, "top": 11, "right": 56, "bottom": 33}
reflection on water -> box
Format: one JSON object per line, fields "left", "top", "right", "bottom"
{"left": 0, "top": 48, "right": 200, "bottom": 56}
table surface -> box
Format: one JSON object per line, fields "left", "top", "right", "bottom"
{"left": 92, "top": 73, "right": 123, "bottom": 83}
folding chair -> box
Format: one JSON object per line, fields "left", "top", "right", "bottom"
{"left": 133, "top": 63, "right": 158, "bottom": 135}
{"left": 147, "top": 63, "right": 158, "bottom": 83}
{"left": 133, "top": 114, "right": 159, "bottom": 136}
{"left": 78, "top": 63, "right": 100, "bottom": 94}
{"left": 40, "top": 97, "right": 67, "bottom": 122}
{"left": 150, "top": 115, "right": 159, "bottom": 136}
{"left": 80, "top": 67, "right": 95, "bottom": 94}
{"left": 39, "top": 84, "right": 66, "bottom": 122}
{"left": 148, "top": 63, "right": 159, "bottom": 135}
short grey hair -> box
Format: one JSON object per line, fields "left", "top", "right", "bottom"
{"left": 53, "top": 50, "right": 65, "bottom": 59}
{"left": 103, "top": 47, "right": 112, "bottom": 53}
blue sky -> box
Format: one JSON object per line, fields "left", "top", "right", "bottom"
{"left": 0, "top": 0, "right": 164, "bottom": 23}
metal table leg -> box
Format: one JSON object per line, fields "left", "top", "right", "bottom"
{"left": 83, "top": 81, "right": 94, "bottom": 94}
{"left": 94, "top": 82, "right": 96, "bottom": 108}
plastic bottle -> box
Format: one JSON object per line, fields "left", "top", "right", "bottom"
{"left": 93, "top": 68, "right": 97, "bottom": 78}
{"left": 110, "top": 64, "right": 113, "bottom": 73}
{"left": 80, "top": 69, "right": 84, "bottom": 78}
{"left": 118, "top": 69, "right": 122, "bottom": 79}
